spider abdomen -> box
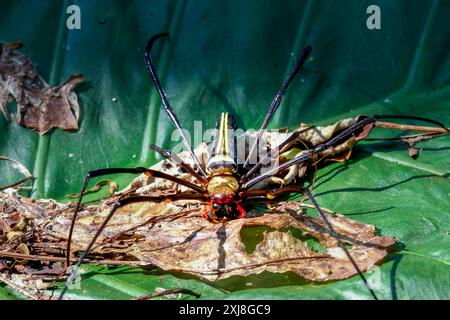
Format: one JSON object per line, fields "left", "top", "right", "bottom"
{"left": 207, "top": 175, "right": 239, "bottom": 198}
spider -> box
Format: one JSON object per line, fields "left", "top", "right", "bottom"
{"left": 58, "top": 33, "right": 448, "bottom": 300}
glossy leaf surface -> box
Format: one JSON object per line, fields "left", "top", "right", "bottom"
{"left": 0, "top": 0, "right": 449, "bottom": 299}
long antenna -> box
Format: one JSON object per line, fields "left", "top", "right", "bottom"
{"left": 243, "top": 46, "right": 312, "bottom": 170}
{"left": 144, "top": 33, "right": 207, "bottom": 177}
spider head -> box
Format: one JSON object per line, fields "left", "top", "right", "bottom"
{"left": 201, "top": 195, "right": 246, "bottom": 222}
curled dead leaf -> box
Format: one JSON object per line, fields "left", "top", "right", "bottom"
{"left": 66, "top": 179, "right": 118, "bottom": 198}
{"left": 0, "top": 42, "right": 83, "bottom": 133}
{"left": 15, "top": 243, "right": 30, "bottom": 264}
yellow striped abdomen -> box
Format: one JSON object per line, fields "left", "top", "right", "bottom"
{"left": 207, "top": 175, "right": 239, "bottom": 198}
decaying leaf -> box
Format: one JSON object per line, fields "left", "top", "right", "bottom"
{"left": 0, "top": 42, "right": 83, "bottom": 133}
{"left": 0, "top": 189, "right": 395, "bottom": 290}
{"left": 0, "top": 120, "right": 400, "bottom": 296}
{"left": 65, "top": 179, "right": 118, "bottom": 198}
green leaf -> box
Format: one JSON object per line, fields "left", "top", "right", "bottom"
{"left": 1, "top": 0, "right": 449, "bottom": 299}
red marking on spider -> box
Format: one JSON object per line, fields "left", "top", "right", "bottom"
{"left": 213, "top": 195, "right": 234, "bottom": 204}
{"left": 235, "top": 204, "right": 247, "bottom": 219}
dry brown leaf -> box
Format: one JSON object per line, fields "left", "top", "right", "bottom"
{"left": 0, "top": 190, "right": 395, "bottom": 285}
{"left": 0, "top": 42, "right": 83, "bottom": 133}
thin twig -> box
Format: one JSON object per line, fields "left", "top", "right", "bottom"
{"left": 97, "top": 208, "right": 199, "bottom": 248}
{"left": 0, "top": 250, "right": 141, "bottom": 266}
{"left": 374, "top": 121, "right": 449, "bottom": 133}
{"left": 0, "top": 177, "right": 34, "bottom": 192}
{"left": 299, "top": 203, "right": 337, "bottom": 215}
{"left": 132, "top": 288, "right": 201, "bottom": 300}
{"left": 66, "top": 179, "right": 118, "bottom": 199}
{"left": 366, "top": 132, "right": 447, "bottom": 141}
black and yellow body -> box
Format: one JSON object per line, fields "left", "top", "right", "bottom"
{"left": 202, "top": 112, "right": 245, "bottom": 221}
{"left": 206, "top": 112, "right": 238, "bottom": 174}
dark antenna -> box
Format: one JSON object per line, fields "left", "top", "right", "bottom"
{"left": 144, "top": 33, "right": 207, "bottom": 177}
{"left": 304, "top": 188, "right": 378, "bottom": 300}
{"left": 242, "top": 46, "right": 312, "bottom": 170}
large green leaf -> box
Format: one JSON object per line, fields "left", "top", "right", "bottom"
{"left": 0, "top": 0, "right": 449, "bottom": 300}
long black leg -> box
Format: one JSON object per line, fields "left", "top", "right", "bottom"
{"left": 144, "top": 34, "right": 207, "bottom": 178}
{"left": 242, "top": 46, "right": 312, "bottom": 170}
{"left": 240, "top": 186, "right": 378, "bottom": 299}
{"left": 240, "top": 130, "right": 303, "bottom": 183}
{"left": 304, "top": 188, "right": 378, "bottom": 300}
{"left": 241, "top": 114, "right": 447, "bottom": 190}
{"left": 65, "top": 167, "right": 205, "bottom": 267}
{"left": 58, "top": 194, "right": 208, "bottom": 300}
{"left": 241, "top": 116, "right": 377, "bottom": 190}
{"left": 239, "top": 185, "right": 305, "bottom": 200}
{"left": 241, "top": 114, "right": 372, "bottom": 184}
{"left": 150, "top": 144, "right": 208, "bottom": 185}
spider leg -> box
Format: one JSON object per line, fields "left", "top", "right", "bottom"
{"left": 239, "top": 129, "right": 307, "bottom": 184}
{"left": 240, "top": 130, "right": 303, "bottom": 183}
{"left": 66, "top": 167, "right": 206, "bottom": 268}
{"left": 241, "top": 116, "right": 379, "bottom": 190}
{"left": 149, "top": 144, "right": 208, "bottom": 185}
{"left": 242, "top": 115, "right": 448, "bottom": 186}
{"left": 243, "top": 46, "right": 312, "bottom": 170}
{"left": 304, "top": 188, "right": 378, "bottom": 300}
{"left": 240, "top": 185, "right": 305, "bottom": 200}
{"left": 144, "top": 34, "right": 207, "bottom": 177}
{"left": 236, "top": 186, "right": 305, "bottom": 220}
{"left": 241, "top": 186, "right": 378, "bottom": 300}
{"left": 59, "top": 193, "right": 207, "bottom": 300}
